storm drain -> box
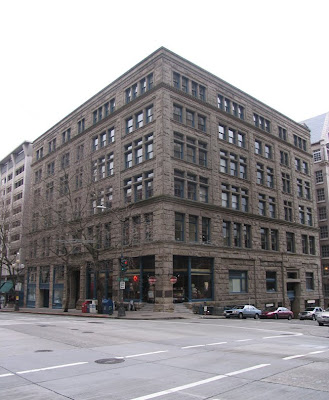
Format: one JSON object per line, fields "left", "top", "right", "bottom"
{"left": 35, "top": 350, "right": 53, "bottom": 353}
{"left": 95, "top": 358, "right": 125, "bottom": 365}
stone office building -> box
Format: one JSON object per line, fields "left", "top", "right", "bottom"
{"left": 24, "top": 47, "right": 323, "bottom": 314}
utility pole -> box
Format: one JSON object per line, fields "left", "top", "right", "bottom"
{"left": 118, "top": 256, "right": 128, "bottom": 317}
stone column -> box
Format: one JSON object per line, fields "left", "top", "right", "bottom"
{"left": 154, "top": 252, "right": 174, "bottom": 312}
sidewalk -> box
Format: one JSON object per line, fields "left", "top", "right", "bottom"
{"left": 0, "top": 306, "right": 209, "bottom": 320}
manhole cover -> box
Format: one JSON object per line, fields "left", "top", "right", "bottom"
{"left": 82, "top": 331, "right": 94, "bottom": 334}
{"left": 95, "top": 358, "right": 125, "bottom": 365}
{"left": 88, "top": 321, "right": 104, "bottom": 324}
{"left": 35, "top": 350, "right": 53, "bottom": 353}
{"left": 37, "top": 325, "right": 50, "bottom": 327}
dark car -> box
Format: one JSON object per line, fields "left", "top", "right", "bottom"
{"left": 223, "top": 305, "right": 262, "bottom": 319}
{"left": 261, "top": 306, "right": 293, "bottom": 320}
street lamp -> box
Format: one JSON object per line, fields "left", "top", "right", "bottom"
{"left": 96, "top": 205, "right": 126, "bottom": 317}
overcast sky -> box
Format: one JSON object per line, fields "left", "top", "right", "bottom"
{"left": 1, "top": 0, "right": 328, "bottom": 161}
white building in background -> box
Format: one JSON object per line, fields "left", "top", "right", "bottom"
{"left": 301, "top": 112, "right": 329, "bottom": 307}
{"left": 0, "top": 142, "right": 33, "bottom": 301}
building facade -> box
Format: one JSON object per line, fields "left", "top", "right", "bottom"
{"left": 303, "top": 112, "right": 329, "bottom": 308}
{"left": 0, "top": 142, "right": 33, "bottom": 305}
{"left": 24, "top": 48, "right": 322, "bottom": 314}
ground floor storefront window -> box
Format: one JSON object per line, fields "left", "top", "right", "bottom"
{"left": 173, "top": 256, "right": 213, "bottom": 302}
{"left": 52, "top": 266, "right": 64, "bottom": 308}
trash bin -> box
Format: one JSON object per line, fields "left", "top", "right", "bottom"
{"left": 102, "top": 299, "right": 113, "bottom": 315}
{"left": 82, "top": 300, "right": 92, "bottom": 313}
{"left": 89, "top": 299, "right": 98, "bottom": 314}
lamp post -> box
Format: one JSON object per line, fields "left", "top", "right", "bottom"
{"left": 96, "top": 205, "right": 126, "bottom": 317}
{"left": 14, "top": 252, "right": 21, "bottom": 311}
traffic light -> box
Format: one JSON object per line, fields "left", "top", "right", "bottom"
{"left": 120, "top": 257, "right": 128, "bottom": 272}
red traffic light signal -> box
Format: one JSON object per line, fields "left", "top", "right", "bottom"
{"left": 121, "top": 257, "right": 128, "bottom": 271}
{"left": 133, "top": 275, "right": 139, "bottom": 282}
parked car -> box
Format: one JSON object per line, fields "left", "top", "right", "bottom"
{"left": 223, "top": 305, "right": 262, "bottom": 319}
{"left": 261, "top": 307, "right": 293, "bottom": 320}
{"left": 316, "top": 308, "right": 329, "bottom": 326}
{"left": 298, "top": 307, "right": 323, "bottom": 320}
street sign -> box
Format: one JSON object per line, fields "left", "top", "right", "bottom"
{"left": 169, "top": 276, "right": 177, "bottom": 284}
{"left": 148, "top": 276, "right": 156, "bottom": 285}
{"left": 120, "top": 281, "right": 125, "bottom": 289}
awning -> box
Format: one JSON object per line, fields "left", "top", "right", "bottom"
{"left": 0, "top": 281, "right": 13, "bottom": 293}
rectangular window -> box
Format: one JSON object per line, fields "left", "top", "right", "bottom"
{"left": 286, "top": 232, "right": 295, "bottom": 253}
{"left": 218, "top": 124, "right": 226, "bottom": 140}
{"left": 198, "top": 115, "right": 206, "bottom": 132}
{"left": 280, "top": 151, "right": 289, "bottom": 166}
{"left": 306, "top": 272, "right": 314, "bottom": 290}
{"left": 223, "top": 220, "right": 231, "bottom": 246}
{"left": 173, "top": 105, "right": 183, "bottom": 122}
{"left": 126, "top": 117, "right": 133, "bottom": 134}
{"left": 278, "top": 126, "right": 287, "bottom": 141}
{"left": 243, "top": 224, "right": 251, "bottom": 248}
{"left": 256, "top": 163, "right": 264, "bottom": 185}
{"left": 175, "top": 213, "right": 185, "bottom": 241}
{"left": 284, "top": 200, "right": 292, "bottom": 222}
{"left": 313, "top": 149, "right": 321, "bottom": 162}
{"left": 146, "top": 106, "right": 153, "bottom": 123}
{"left": 186, "top": 110, "right": 195, "bottom": 128}
{"left": 320, "top": 225, "right": 328, "bottom": 239}
{"left": 315, "top": 170, "right": 323, "bottom": 183}
{"left": 78, "top": 119, "right": 85, "bottom": 134}
{"left": 319, "top": 207, "right": 327, "bottom": 220}
{"left": 182, "top": 76, "right": 188, "bottom": 93}
{"left": 266, "top": 271, "right": 277, "bottom": 292}
{"left": 260, "top": 227, "right": 269, "bottom": 250}
{"left": 233, "top": 223, "right": 241, "bottom": 247}
{"left": 202, "top": 217, "right": 210, "bottom": 243}
{"left": 135, "top": 111, "right": 143, "bottom": 129}
{"left": 271, "top": 229, "right": 279, "bottom": 251}
{"left": 317, "top": 188, "right": 325, "bottom": 202}
{"left": 189, "top": 215, "right": 198, "bottom": 242}
{"left": 229, "top": 270, "right": 247, "bottom": 293}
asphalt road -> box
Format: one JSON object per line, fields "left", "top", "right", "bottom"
{"left": 0, "top": 313, "right": 328, "bottom": 399}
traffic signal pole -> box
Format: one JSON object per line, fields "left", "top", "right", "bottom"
{"left": 117, "top": 256, "right": 127, "bottom": 317}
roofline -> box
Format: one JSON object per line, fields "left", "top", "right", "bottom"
{"left": 34, "top": 46, "right": 309, "bottom": 143}
{"left": 0, "top": 141, "right": 33, "bottom": 165}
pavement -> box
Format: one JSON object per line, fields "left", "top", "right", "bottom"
{"left": 0, "top": 305, "right": 211, "bottom": 320}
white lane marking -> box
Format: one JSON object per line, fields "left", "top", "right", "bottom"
{"left": 226, "top": 364, "right": 270, "bottom": 376}
{"left": 283, "top": 354, "right": 307, "bottom": 360}
{"left": 150, "top": 320, "right": 305, "bottom": 337}
{"left": 263, "top": 333, "right": 303, "bottom": 339}
{"left": 236, "top": 339, "right": 252, "bottom": 342}
{"left": 206, "top": 342, "right": 227, "bottom": 346}
{"left": 181, "top": 344, "right": 206, "bottom": 349}
{"left": 283, "top": 349, "right": 327, "bottom": 360}
{"left": 124, "top": 351, "right": 168, "bottom": 358}
{"left": 129, "top": 364, "right": 270, "bottom": 400}
{"left": 17, "top": 362, "right": 88, "bottom": 374}
{"left": 0, "top": 373, "right": 14, "bottom": 378}
{"left": 309, "top": 350, "right": 327, "bottom": 355}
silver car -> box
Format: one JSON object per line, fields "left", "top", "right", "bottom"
{"left": 316, "top": 307, "right": 329, "bottom": 326}
{"left": 224, "top": 305, "right": 262, "bottom": 319}
{"left": 298, "top": 306, "right": 323, "bottom": 320}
